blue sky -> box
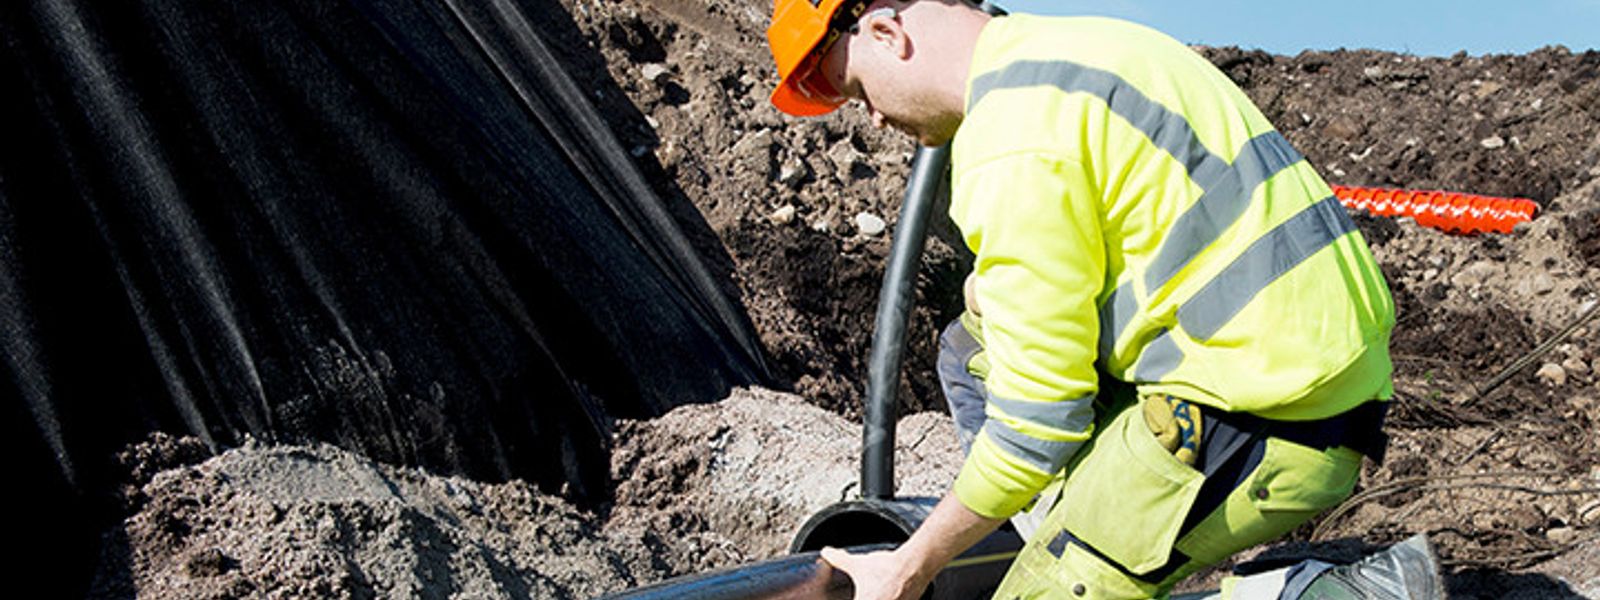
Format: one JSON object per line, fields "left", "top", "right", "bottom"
{"left": 996, "top": 0, "right": 1600, "bottom": 57}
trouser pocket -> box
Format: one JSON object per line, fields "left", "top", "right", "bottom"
{"left": 992, "top": 403, "right": 1205, "bottom": 599}
{"left": 995, "top": 531, "right": 1159, "bottom": 600}
{"left": 1054, "top": 403, "right": 1205, "bottom": 575}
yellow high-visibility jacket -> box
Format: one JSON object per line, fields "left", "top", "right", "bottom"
{"left": 949, "top": 15, "right": 1395, "bottom": 519}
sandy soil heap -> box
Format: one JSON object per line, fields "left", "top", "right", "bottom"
{"left": 91, "top": 390, "right": 965, "bottom": 598}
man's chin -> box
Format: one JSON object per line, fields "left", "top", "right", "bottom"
{"left": 906, "top": 121, "right": 957, "bottom": 147}
{"left": 886, "top": 118, "right": 953, "bottom": 147}
{"left": 915, "top": 131, "right": 954, "bottom": 147}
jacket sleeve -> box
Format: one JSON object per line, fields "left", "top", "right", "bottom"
{"left": 948, "top": 150, "right": 1105, "bottom": 519}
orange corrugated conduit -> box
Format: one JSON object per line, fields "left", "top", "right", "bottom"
{"left": 1331, "top": 184, "right": 1539, "bottom": 235}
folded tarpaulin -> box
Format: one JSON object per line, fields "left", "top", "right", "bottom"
{"left": 1, "top": 0, "right": 770, "bottom": 587}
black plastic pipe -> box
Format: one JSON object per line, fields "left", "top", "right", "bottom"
{"left": 596, "top": 544, "right": 890, "bottom": 600}
{"left": 598, "top": 497, "right": 1025, "bottom": 599}
{"left": 861, "top": 143, "right": 949, "bottom": 500}
{"left": 791, "top": 498, "right": 1022, "bottom": 600}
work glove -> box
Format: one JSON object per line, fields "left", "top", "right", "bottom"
{"left": 1142, "top": 394, "right": 1203, "bottom": 467}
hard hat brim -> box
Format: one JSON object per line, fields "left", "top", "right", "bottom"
{"left": 771, "top": 75, "right": 846, "bottom": 117}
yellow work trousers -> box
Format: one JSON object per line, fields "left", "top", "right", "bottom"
{"left": 991, "top": 398, "right": 1363, "bottom": 600}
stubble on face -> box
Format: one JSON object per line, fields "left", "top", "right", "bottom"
{"left": 861, "top": 84, "right": 958, "bottom": 146}
{"left": 883, "top": 103, "right": 959, "bottom": 147}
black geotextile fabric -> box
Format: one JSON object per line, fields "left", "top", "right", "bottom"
{"left": 1, "top": 0, "right": 770, "bottom": 585}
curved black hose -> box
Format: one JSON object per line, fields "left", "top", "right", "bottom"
{"left": 862, "top": 144, "right": 949, "bottom": 500}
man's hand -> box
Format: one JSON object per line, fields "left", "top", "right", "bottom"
{"left": 821, "top": 492, "right": 1007, "bottom": 600}
{"left": 821, "top": 546, "right": 932, "bottom": 600}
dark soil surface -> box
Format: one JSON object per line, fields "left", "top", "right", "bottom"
{"left": 95, "top": 0, "right": 1600, "bottom": 598}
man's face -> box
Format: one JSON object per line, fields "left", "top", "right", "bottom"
{"left": 813, "top": 10, "right": 957, "bottom": 147}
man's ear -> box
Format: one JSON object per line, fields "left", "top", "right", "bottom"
{"left": 866, "top": 13, "right": 910, "bottom": 60}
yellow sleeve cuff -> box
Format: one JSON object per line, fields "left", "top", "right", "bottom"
{"left": 952, "top": 431, "right": 1054, "bottom": 519}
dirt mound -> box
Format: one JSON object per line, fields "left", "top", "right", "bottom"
{"left": 90, "top": 436, "right": 647, "bottom": 598}
{"left": 606, "top": 388, "right": 961, "bottom": 569}
{"left": 91, "top": 389, "right": 964, "bottom": 598}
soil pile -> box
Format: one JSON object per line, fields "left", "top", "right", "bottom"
{"left": 92, "top": 434, "right": 642, "bottom": 599}
{"left": 91, "top": 389, "right": 964, "bottom": 598}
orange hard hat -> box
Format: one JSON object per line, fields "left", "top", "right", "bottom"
{"left": 767, "top": 0, "right": 869, "bottom": 116}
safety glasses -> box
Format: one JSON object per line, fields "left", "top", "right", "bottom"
{"left": 792, "top": 7, "right": 898, "bottom": 104}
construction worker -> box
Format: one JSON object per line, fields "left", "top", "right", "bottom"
{"left": 765, "top": 1, "right": 1443, "bottom": 599}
